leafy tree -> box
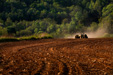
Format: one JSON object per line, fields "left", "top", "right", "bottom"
{"left": 89, "top": 0, "right": 95, "bottom": 12}
{"left": 18, "top": 30, "right": 32, "bottom": 36}
{"left": 62, "top": 18, "right": 69, "bottom": 24}
{"left": 0, "top": 0, "right": 113, "bottom": 37}
{"left": 82, "top": 0, "right": 87, "bottom": 7}
{"left": 2, "top": 28, "right": 8, "bottom": 36}
{"left": 100, "top": 3, "right": 113, "bottom": 33}
{"left": 34, "top": 28, "right": 38, "bottom": 33}
{"left": 102, "top": 3, "right": 113, "bottom": 17}
{"left": 5, "top": 17, "right": 13, "bottom": 27}
{"left": 68, "top": 20, "right": 77, "bottom": 33}
{"left": 0, "top": 26, "right": 3, "bottom": 35}
{"left": 27, "top": 8, "right": 40, "bottom": 20}
{"left": 74, "top": 11, "right": 83, "bottom": 21}
{"left": 7, "top": 26, "right": 16, "bottom": 35}
{"left": 88, "top": 22, "right": 98, "bottom": 31}
{"left": 47, "top": 24, "right": 56, "bottom": 33}
{"left": 40, "top": 9, "right": 47, "bottom": 18}
{"left": 0, "top": 0, "right": 5, "bottom": 12}
{"left": 15, "top": 21, "right": 26, "bottom": 31}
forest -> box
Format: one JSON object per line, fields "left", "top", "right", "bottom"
{"left": 0, "top": 0, "right": 113, "bottom": 38}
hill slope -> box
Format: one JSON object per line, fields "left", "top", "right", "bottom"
{"left": 0, "top": 0, "right": 113, "bottom": 37}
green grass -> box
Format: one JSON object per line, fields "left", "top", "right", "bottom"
{"left": 0, "top": 35, "right": 53, "bottom": 42}
{"left": 102, "top": 33, "right": 113, "bottom": 38}
{"left": 0, "top": 37, "right": 18, "bottom": 42}
{"left": 17, "top": 36, "right": 38, "bottom": 41}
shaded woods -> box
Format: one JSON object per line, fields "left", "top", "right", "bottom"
{"left": 0, "top": 0, "right": 113, "bottom": 37}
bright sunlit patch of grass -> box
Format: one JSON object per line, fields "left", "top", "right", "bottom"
{"left": 0, "top": 34, "right": 53, "bottom": 42}
{"left": 101, "top": 33, "right": 113, "bottom": 38}
{"left": 0, "top": 37, "right": 18, "bottom": 42}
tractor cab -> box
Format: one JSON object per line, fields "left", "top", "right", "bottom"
{"left": 75, "top": 33, "right": 88, "bottom": 39}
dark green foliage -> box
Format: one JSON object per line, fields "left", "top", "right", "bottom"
{"left": 0, "top": 36, "right": 53, "bottom": 42}
{"left": 7, "top": 26, "right": 16, "bottom": 34}
{"left": 0, "top": 0, "right": 113, "bottom": 38}
{"left": 0, "top": 38, "right": 18, "bottom": 42}
{"left": 41, "top": 36, "right": 53, "bottom": 39}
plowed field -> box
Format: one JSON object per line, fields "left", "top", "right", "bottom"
{"left": 0, "top": 38, "right": 113, "bottom": 75}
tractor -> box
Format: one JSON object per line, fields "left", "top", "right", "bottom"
{"left": 75, "top": 33, "right": 88, "bottom": 39}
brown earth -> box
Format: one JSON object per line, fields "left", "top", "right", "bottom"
{"left": 0, "top": 38, "right": 113, "bottom": 75}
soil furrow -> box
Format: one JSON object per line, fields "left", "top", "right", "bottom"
{"left": 1, "top": 38, "right": 113, "bottom": 75}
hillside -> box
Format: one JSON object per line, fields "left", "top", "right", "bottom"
{"left": 0, "top": 0, "right": 113, "bottom": 37}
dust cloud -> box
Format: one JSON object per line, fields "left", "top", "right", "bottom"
{"left": 66, "top": 28, "right": 107, "bottom": 38}
{"left": 85, "top": 28, "right": 107, "bottom": 38}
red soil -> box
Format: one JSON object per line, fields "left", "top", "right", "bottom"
{"left": 0, "top": 38, "right": 113, "bottom": 75}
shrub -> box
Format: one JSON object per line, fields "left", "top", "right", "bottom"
{"left": 0, "top": 37, "right": 18, "bottom": 42}
{"left": 103, "top": 33, "right": 113, "bottom": 38}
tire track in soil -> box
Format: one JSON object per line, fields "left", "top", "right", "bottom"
{"left": 47, "top": 47, "right": 84, "bottom": 75}
{"left": 46, "top": 47, "right": 70, "bottom": 75}
{"left": 1, "top": 38, "right": 113, "bottom": 75}
{"left": 31, "top": 61, "right": 44, "bottom": 75}
{"left": 1, "top": 39, "right": 73, "bottom": 75}
{"left": 26, "top": 41, "right": 75, "bottom": 75}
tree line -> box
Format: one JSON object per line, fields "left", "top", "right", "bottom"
{"left": 0, "top": 0, "right": 113, "bottom": 37}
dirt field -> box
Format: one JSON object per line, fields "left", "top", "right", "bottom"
{"left": 0, "top": 38, "right": 113, "bottom": 75}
